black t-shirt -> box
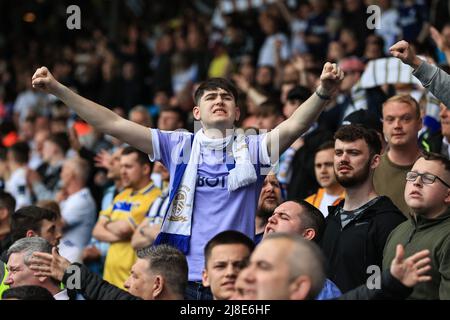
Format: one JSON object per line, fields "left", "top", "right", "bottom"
{"left": 337, "top": 197, "right": 381, "bottom": 229}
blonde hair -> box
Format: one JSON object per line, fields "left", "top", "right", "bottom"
{"left": 383, "top": 95, "right": 421, "bottom": 119}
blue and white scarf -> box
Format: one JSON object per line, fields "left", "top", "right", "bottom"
{"left": 154, "top": 128, "right": 257, "bottom": 254}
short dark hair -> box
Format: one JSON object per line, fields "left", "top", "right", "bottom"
{"left": 10, "top": 206, "right": 57, "bottom": 243}
{"left": 9, "top": 142, "right": 30, "bottom": 164}
{"left": 0, "top": 191, "right": 16, "bottom": 217}
{"left": 287, "top": 86, "right": 311, "bottom": 103}
{"left": 1, "top": 286, "right": 55, "bottom": 300}
{"left": 258, "top": 65, "right": 276, "bottom": 78}
{"left": 194, "top": 78, "right": 239, "bottom": 105}
{"left": 121, "top": 146, "right": 153, "bottom": 170}
{"left": 0, "top": 147, "right": 7, "bottom": 161}
{"left": 343, "top": 109, "right": 383, "bottom": 134}
{"left": 257, "top": 100, "right": 284, "bottom": 118}
{"left": 421, "top": 152, "right": 450, "bottom": 172}
{"left": 160, "top": 107, "right": 186, "bottom": 126}
{"left": 334, "top": 125, "right": 382, "bottom": 158}
{"left": 293, "top": 200, "right": 326, "bottom": 244}
{"left": 316, "top": 141, "right": 335, "bottom": 154}
{"left": 36, "top": 200, "right": 61, "bottom": 219}
{"left": 137, "top": 245, "right": 188, "bottom": 297}
{"left": 204, "top": 231, "right": 255, "bottom": 267}
{"left": 46, "top": 133, "right": 70, "bottom": 155}
{"left": 24, "top": 115, "right": 37, "bottom": 124}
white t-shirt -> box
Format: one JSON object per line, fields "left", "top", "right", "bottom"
{"left": 376, "top": 8, "right": 401, "bottom": 53}
{"left": 319, "top": 192, "right": 342, "bottom": 218}
{"left": 59, "top": 239, "right": 83, "bottom": 263}
{"left": 5, "top": 167, "right": 32, "bottom": 210}
{"left": 442, "top": 137, "right": 450, "bottom": 159}
{"left": 258, "top": 33, "right": 291, "bottom": 67}
{"left": 60, "top": 188, "right": 96, "bottom": 249}
{"left": 14, "top": 90, "right": 55, "bottom": 122}
{"left": 53, "top": 289, "right": 69, "bottom": 300}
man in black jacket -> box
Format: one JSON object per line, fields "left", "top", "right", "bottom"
{"left": 29, "top": 244, "right": 187, "bottom": 300}
{"left": 320, "top": 125, "right": 406, "bottom": 293}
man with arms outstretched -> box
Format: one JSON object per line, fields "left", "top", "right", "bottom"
{"left": 31, "top": 63, "right": 344, "bottom": 299}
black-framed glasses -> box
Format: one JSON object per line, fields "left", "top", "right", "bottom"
{"left": 406, "top": 171, "right": 450, "bottom": 188}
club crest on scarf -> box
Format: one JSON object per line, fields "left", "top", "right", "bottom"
{"left": 168, "top": 185, "right": 190, "bottom": 222}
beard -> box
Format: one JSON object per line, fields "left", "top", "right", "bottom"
{"left": 256, "top": 204, "right": 277, "bottom": 225}
{"left": 335, "top": 160, "right": 371, "bottom": 188}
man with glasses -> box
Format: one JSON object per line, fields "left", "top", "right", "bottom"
{"left": 382, "top": 152, "right": 450, "bottom": 299}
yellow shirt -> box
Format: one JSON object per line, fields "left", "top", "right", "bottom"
{"left": 208, "top": 53, "right": 231, "bottom": 78}
{"left": 0, "top": 262, "right": 8, "bottom": 299}
{"left": 101, "top": 182, "right": 161, "bottom": 289}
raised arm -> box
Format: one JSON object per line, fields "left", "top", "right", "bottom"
{"left": 390, "top": 40, "right": 450, "bottom": 108}
{"left": 389, "top": 40, "right": 424, "bottom": 70}
{"left": 275, "top": 0, "right": 294, "bottom": 25}
{"left": 232, "top": 74, "right": 268, "bottom": 107}
{"left": 430, "top": 26, "right": 450, "bottom": 64}
{"left": 266, "top": 62, "right": 343, "bottom": 160}
{"left": 32, "top": 67, "right": 154, "bottom": 156}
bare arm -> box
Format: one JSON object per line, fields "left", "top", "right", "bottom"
{"left": 92, "top": 217, "right": 123, "bottom": 243}
{"left": 274, "top": 39, "right": 286, "bottom": 89}
{"left": 106, "top": 220, "right": 134, "bottom": 240}
{"left": 430, "top": 26, "right": 450, "bottom": 65}
{"left": 32, "top": 67, "right": 154, "bottom": 156}
{"left": 275, "top": 0, "right": 294, "bottom": 25}
{"left": 232, "top": 74, "right": 268, "bottom": 106}
{"left": 131, "top": 219, "right": 161, "bottom": 250}
{"left": 267, "top": 62, "right": 344, "bottom": 160}
{"left": 292, "top": 55, "right": 309, "bottom": 88}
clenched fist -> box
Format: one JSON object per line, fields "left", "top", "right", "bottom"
{"left": 390, "top": 40, "right": 423, "bottom": 70}
{"left": 318, "top": 62, "right": 345, "bottom": 98}
{"left": 32, "top": 67, "right": 62, "bottom": 95}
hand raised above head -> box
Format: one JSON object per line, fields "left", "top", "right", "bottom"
{"left": 318, "top": 62, "right": 345, "bottom": 98}
{"left": 390, "top": 41, "right": 423, "bottom": 69}
{"left": 31, "top": 67, "right": 61, "bottom": 95}
{"left": 94, "top": 149, "right": 112, "bottom": 170}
